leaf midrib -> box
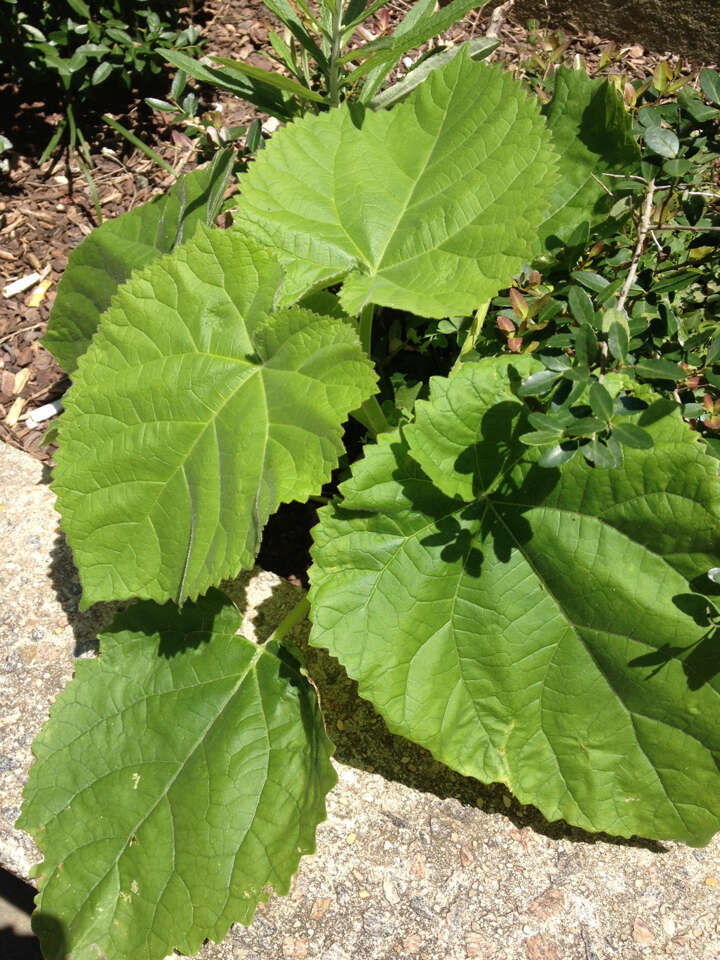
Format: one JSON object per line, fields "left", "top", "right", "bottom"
{"left": 485, "top": 497, "right": 709, "bottom": 831}
{"left": 55, "top": 640, "right": 269, "bottom": 948}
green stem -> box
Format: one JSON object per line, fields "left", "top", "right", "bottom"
{"left": 358, "top": 303, "right": 374, "bottom": 354}
{"left": 266, "top": 596, "right": 310, "bottom": 647}
{"left": 453, "top": 302, "right": 489, "bottom": 372}
{"left": 66, "top": 102, "right": 78, "bottom": 153}
{"left": 102, "top": 114, "right": 176, "bottom": 177}
{"left": 328, "top": 0, "right": 345, "bottom": 106}
{"left": 351, "top": 302, "right": 389, "bottom": 436}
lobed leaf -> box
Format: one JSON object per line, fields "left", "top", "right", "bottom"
{"left": 44, "top": 163, "right": 228, "bottom": 373}
{"left": 309, "top": 358, "right": 720, "bottom": 844}
{"left": 53, "top": 227, "right": 377, "bottom": 607}
{"left": 236, "top": 52, "right": 558, "bottom": 318}
{"left": 18, "top": 590, "right": 335, "bottom": 960}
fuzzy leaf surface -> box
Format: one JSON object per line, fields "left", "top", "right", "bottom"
{"left": 236, "top": 53, "right": 558, "bottom": 317}
{"left": 53, "top": 227, "right": 377, "bottom": 606}
{"left": 309, "top": 359, "right": 720, "bottom": 843}
{"left": 18, "top": 589, "right": 335, "bottom": 960}
{"left": 538, "top": 67, "right": 640, "bottom": 265}
{"left": 44, "top": 164, "right": 224, "bottom": 373}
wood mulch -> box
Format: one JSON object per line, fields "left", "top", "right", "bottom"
{"left": 0, "top": 0, "right": 700, "bottom": 462}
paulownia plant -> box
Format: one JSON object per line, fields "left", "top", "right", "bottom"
{"left": 18, "top": 37, "right": 720, "bottom": 960}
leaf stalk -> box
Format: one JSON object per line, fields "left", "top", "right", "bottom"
{"left": 266, "top": 596, "right": 310, "bottom": 646}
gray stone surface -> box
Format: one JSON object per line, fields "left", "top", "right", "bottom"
{"left": 510, "top": 0, "right": 719, "bottom": 65}
{"left": 1, "top": 439, "right": 720, "bottom": 960}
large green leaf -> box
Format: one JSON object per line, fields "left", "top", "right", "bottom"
{"left": 18, "top": 589, "right": 335, "bottom": 960}
{"left": 44, "top": 162, "right": 231, "bottom": 373}
{"left": 309, "top": 359, "right": 720, "bottom": 844}
{"left": 538, "top": 67, "right": 640, "bottom": 267}
{"left": 236, "top": 52, "right": 558, "bottom": 317}
{"left": 53, "top": 227, "right": 377, "bottom": 607}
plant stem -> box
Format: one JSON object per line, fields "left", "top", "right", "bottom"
{"left": 652, "top": 224, "right": 720, "bottom": 232}
{"left": 328, "top": 0, "right": 345, "bottom": 107}
{"left": 351, "top": 302, "right": 390, "bottom": 436}
{"left": 358, "top": 303, "right": 374, "bottom": 354}
{"left": 617, "top": 179, "right": 655, "bottom": 313}
{"left": 103, "top": 114, "right": 176, "bottom": 177}
{"left": 266, "top": 596, "right": 310, "bottom": 647}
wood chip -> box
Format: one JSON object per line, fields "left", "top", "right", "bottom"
{"left": 4, "top": 395, "right": 26, "bottom": 426}
{"left": 3, "top": 272, "right": 40, "bottom": 298}
{"left": 13, "top": 368, "right": 32, "bottom": 395}
{"left": 1, "top": 371, "right": 15, "bottom": 395}
{"left": 0, "top": 214, "right": 25, "bottom": 235}
{"left": 26, "top": 278, "right": 52, "bottom": 308}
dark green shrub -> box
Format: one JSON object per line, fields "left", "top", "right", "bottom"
{"left": 1, "top": 0, "right": 203, "bottom": 155}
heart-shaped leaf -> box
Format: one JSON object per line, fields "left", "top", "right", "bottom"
{"left": 53, "top": 227, "right": 377, "bottom": 606}
{"left": 18, "top": 590, "right": 335, "bottom": 960}
{"left": 309, "top": 358, "right": 720, "bottom": 843}
{"left": 236, "top": 51, "right": 558, "bottom": 317}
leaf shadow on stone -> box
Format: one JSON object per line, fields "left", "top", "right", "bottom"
{"left": 0, "top": 867, "right": 46, "bottom": 960}
{"left": 0, "top": 868, "right": 67, "bottom": 960}
{"left": 48, "top": 531, "right": 121, "bottom": 659}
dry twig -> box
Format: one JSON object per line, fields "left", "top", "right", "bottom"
{"left": 617, "top": 178, "right": 656, "bottom": 313}
{"left": 486, "top": 0, "right": 515, "bottom": 39}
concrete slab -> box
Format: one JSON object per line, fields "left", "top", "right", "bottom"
{"left": 1, "top": 440, "right": 719, "bottom": 960}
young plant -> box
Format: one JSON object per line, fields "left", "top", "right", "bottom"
{"left": 162, "top": 0, "right": 499, "bottom": 123}
{"left": 18, "top": 36, "right": 720, "bottom": 960}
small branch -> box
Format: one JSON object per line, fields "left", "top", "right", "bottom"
{"left": 684, "top": 190, "right": 720, "bottom": 199}
{"left": 591, "top": 173, "right": 615, "bottom": 197}
{"left": 600, "top": 173, "right": 650, "bottom": 183}
{"left": 486, "top": 0, "right": 514, "bottom": 39}
{"left": 600, "top": 175, "right": 720, "bottom": 201}
{"left": 652, "top": 224, "right": 720, "bottom": 232}
{"left": 617, "top": 178, "right": 656, "bottom": 313}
